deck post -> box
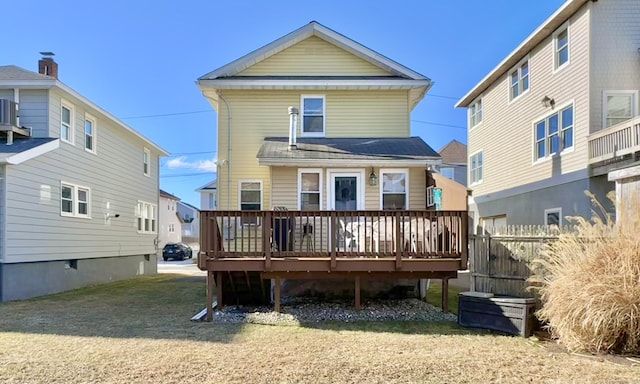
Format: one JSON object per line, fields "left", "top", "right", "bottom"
{"left": 206, "top": 271, "right": 215, "bottom": 321}
{"left": 395, "top": 211, "right": 402, "bottom": 270}
{"left": 442, "top": 277, "right": 449, "bottom": 313}
{"left": 264, "top": 211, "right": 272, "bottom": 270}
{"left": 330, "top": 212, "right": 337, "bottom": 270}
{"left": 216, "top": 272, "right": 223, "bottom": 310}
{"left": 354, "top": 277, "right": 361, "bottom": 311}
{"left": 274, "top": 277, "right": 281, "bottom": 313}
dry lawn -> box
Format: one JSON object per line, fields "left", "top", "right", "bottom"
{"left": 0, "top": 274, "right": 638, "bottom": 384}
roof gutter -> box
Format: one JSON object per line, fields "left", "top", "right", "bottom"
{"left": 258, "top": 158, "right": 441, "bottom": 167}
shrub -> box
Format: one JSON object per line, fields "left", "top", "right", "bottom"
{"left": 529, "top": 191, "right": 640, "bottom": 354}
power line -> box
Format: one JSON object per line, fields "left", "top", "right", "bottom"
{"left": 161, "top": 172, "right": 215, "bottom": 178}
{"left": 167, "top": 150, "right": 217, "bottom": 157}
{"left": 120, "top": 110, "right": 214, "bottom": 120}
{"left": 411, "top": 120, "right": 467, "bottom": 129}
{"left": 425, "top": 94, "right": 460, "bottom": 100}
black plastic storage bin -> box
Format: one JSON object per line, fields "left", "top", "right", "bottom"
{"left": 458, "top": 292, "right": 537, "bottom": 337}
{"left": 273, "top": 218, "right": 292, "bottom": 251}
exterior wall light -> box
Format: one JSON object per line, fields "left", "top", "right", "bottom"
{"left": 542, "top": 95, "right": 556, "bottom": 108}
{"left": 369, "top": 168, "right": 378, "bottom": 186}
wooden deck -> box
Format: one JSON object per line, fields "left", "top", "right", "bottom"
{"left": 198, "top": 210, "right": 469, "bottom": 320}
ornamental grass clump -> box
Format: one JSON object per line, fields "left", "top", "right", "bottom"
{"left": 530, "top": 191, "right": 640, "bottom": 354}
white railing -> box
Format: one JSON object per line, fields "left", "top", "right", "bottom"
{"left": 588, "top": 117, "right": 640, "bottom": 164}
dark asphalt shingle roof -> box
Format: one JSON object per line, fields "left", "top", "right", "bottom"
{"left": 257, "top": 137, "right": 440, "bottom": 161}
{"left": 0, "top": 137, "right": 57, "bottom": 155}
{"left": 0, "top": 65, "right": 54, "bottom": 81}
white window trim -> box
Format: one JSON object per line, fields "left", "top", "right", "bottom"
{"left": 469, "top": 98, "right": 483, "bottom": 130}
{"left": 379, "top": 168, "right": 409, "bottom": 210}
{"left": 602, "top": 90, "right": 638, "bottom": 129}
{"left": 297, "top": 168, "right": 323, "bottom": 210}
{"left": 553, "top": 22, "right": 570, "bottom": 73}
{"left": 426, "top": 186, "right": 435, "bottom": 207}
{"left": 508, "top": 57, "right": 530, "bottom": 103}
{"left": 60, "top": 182, "right": 91, "bottom": 219}
{"left": 238, "top": 180, "right": 263, "bottom": 210}
{"left": 544, "top": 207, "right": 563, "bottom": 226}
{"left": 300, "top": 94, "right": 326, "bottom": 137}
{"left": 143, "top": 147, "right": 151, "bottom": 177}
{"left": 61, "top": 99, "right": 75, "bottom": 145}
{"left": 532, "top": 101, "right": 575, "bottom": 163}
{"left": 469, "top": 150, "right": 483, "bottom": 186}
{"left": 137, "top": 200, "right": 157, "bottom": 234}
{"left": 84, "top": 112, "right": 97, "bottom": 154}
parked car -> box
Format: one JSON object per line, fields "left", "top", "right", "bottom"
{"left": 162, "top": 242, "right": 193, "bottom": 261}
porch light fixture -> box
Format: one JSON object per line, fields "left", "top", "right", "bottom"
{"left": 542, "top": 95, "right": 555, "bottom": 109}
{"left": 369, "top": 168, "right": 378, "bottom": 186}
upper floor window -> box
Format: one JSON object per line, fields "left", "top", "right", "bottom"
{"left": 61, "top": 182, "right": 90, "bottom": 218}
{"left": 470, "top": 151, "right": 483, "bottom": 184}
{"left": 301, "top": 95, "right": 325, "bottom": 137}
{"left": 61, "top": 100, "right": 74, "bottom": 144}
{"left": 603, "top": 91, "right": 637, "bottom": 128}
{"left": 554, "top": 26, "right": 569, "bottom": 70}
{"left": 143, "top": 148, "right": 150, "bottom": 176}
{"left": 510, "top": 59, "right": 529, "bottom": 101}
{"left": 380, "top": 170, "right": 408, "bottom": 210}
{"left": 469, "top": 99, "right": 483, "bottom": 128}
{"left": 298, "top": 169, "right": 322, "bottom": 210}
{"left": 84, "top": 113, "right": 96, "bottom": 153}
{"left": 208, "top": 193, "right": 216, "bottom": 209}
{"left": 535, "top": 104, "right": 574, "bottom": 160}
{"left": 137, "top": 201, "right": 157, "bottom": 233}
{"left": 426, "top": 186, "right": 435, "bottom": 208}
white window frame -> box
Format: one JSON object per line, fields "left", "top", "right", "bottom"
{"left": 603, "top": 90, "right": 638, "bottom": 129}
{"left": 298, "top": 169, "right": 323, "bottom": 210}
{"left": 168, "top": 223, "right": 175, "bottom": 233}
{"left": 426, "top": 186, "right": 435, "bottom": 207}
{"left": 470, "top": 151, "right": 483, "bottom": 185}
{"left": 60, "top": 182, "right": 91, "bottom": 218}
{"left": 544, "top": 207, "right": 562, "bottom": 226}
{"left": 469, "top": 98, "right": 483, "bottom": 129}
{"left": 300, "top": 94, "right": 326, "bottom": 137}
{"left": 553, "top": 23, "right": 570, "bottom": 72}
{"left": 533, "top": 102, "right": 574, "bottom": 162}
{"left": 61, "top": 99, "right": 74, "bottom": 144}
{"left": 137, "top": 201, "right": 157, "bottom": 234}
{"left": 379, "top": 169, "right": 409, "bottom": 210}
{"left": 84, "top": 113, "right": 97, "bottom": 154}
{"left": 238, "top": 180, "right": 263, "bottom": 211}
{"left": 143, "top": 148, "right": 150, "bottom": 177}
{"left": 508, "top": 57, "right": 530, "bottom": 102}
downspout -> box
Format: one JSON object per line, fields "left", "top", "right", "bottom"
{"left": 217, "top": 91, "right": 232, "bottom": 210}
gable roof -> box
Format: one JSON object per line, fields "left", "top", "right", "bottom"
{"left": 159, "top": 189, "right": 181, "bottom": 201}
{"left": 0, "top": 137, "right": 59, "bottom": 164}
{"left": 196, "top": 179, "right": 217, "bottom": 192}
{"left": 455, "top": 0, "right": 589, "bottom": 107}
{"left": 257, "top": 137, "right": 440, "bottom": 167}
{"left": 177, "top": 200, "right": 200, "bottom": 212}
{"left": 197, "top": 21, "right": 432, "bottom": 110}
{"left": 438, "top": 140, "right": 467, "bottom": 165}
{"left": 0, "top": 65, "right": 168, "bottom": 156}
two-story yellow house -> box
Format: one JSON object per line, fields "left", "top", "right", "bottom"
{"left": 195, "top": 22, "right": 468, "bottom": 315}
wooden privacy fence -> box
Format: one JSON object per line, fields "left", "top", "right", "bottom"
{"left": 469, "top": 225, "right": 570, "bottom": 298}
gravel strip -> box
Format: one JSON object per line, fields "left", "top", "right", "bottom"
{"left": 210, "top": 298, "right": 457, "bottom": 325}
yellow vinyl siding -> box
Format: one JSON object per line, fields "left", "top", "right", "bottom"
{"left": 238, "top": 36, "right": 392, "bottom": 77}
{"left": 468, "top": 5, "right": 590, "bottom": 198}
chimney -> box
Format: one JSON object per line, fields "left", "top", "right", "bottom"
{"left": 288, "top": 106, "right": 299, "bottom": 150}
{"left": 38, "top": 52, "right": 58, "bottom": 79}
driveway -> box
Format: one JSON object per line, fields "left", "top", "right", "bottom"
{"left": 157, "top": 258, "right": 205, "bottom": 276}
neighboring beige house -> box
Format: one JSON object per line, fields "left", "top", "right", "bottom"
{"left": 456, "top": 0, "right": 640, "bottom": 227}
{"left": 196, "top": 179, "right": 217, "bottom": 210}
{"left": 436, "top": 140, "right": 467, "bottom": 186}
{"left": 159, "top": 189, "right": 182, "bottom": 248}
{"left": 197, "top": 21, "right": 443, "bottom": 213}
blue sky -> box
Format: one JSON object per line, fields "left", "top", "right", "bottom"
{"left": 4, "top": 0, "right": 566, "bottom": 207}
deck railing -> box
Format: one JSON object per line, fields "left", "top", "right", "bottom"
{"left": 588, "top": 117, "right": 640, "bottom": 164}
{"left": 200, "top": 210, "right": 468, "bottom": 265}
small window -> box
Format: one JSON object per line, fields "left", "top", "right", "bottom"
{"left": 440, "top": 167, "right": 455, "bottom": 180}
{"left": 84, "top": 113, "right": 96, "bottom": 153}
{"left": 239, "top": 181, "right": 262, "bottom": 225}
{"left": 208, "top": 193, "right": 215, "bottom": 209}
{"left": 143, "top": 148, "right": 150, "bottom": 176}
{"left": 380, "top": 170, "right": 408, "bottom": 210}
{"left": 61, "top": 101, "right": 74, "bottom": 144}
{"left": 545, "top": 208, "right": 562, "bottom": 226}
{"left": 168, "top": 224, "right": 175, "bottom": 233}
{"left": 534, "top": 105, "right": 574, "bottom": 160}
{"left": 60, "top": 182, "right": 90, "bottom": 218}
{"left": 299, "top": 170, "right": 322, "bottom": 210}
{"left": 554, "top": 26, "right": 570, "bottom": 70}
{"left": 301, "top": 95, "right": 325, "bottom": 136}
{"left": 603, "top": 91, "right": 637, "bottom": 128}
{"left": 470, "top": 151, "right": 483, "bottom": 184}
{"left": 469, "top": 99, "right": 483, "bottom": 128}
{"left": 426, "top": 186, "right": 434, "bottom": 207}
{"left": 137, "top": 201, "right": 157, "bottom": 233}
{"left": 510, "top": 59, "right": 529, "bottom": 101}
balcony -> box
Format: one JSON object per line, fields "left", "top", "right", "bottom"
{"left": 588, "top": 116, "right": 640, "bottom": 166}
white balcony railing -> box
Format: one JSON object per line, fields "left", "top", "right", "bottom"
{"left": 588, "top": 117, "right": 640, "bottom": 164}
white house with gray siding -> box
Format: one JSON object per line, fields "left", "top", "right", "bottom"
{"left": 197, "top": 179, "right": 217, "bottom": 210}
{"left": 456, "top": 0, "right": 640, "bottom": 228}
{"left": 0, "top": 56, "right": 168, "bottom": 301}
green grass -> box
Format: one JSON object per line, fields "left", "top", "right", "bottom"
{"left": 425, "top": 281, "right": 461, "bottom": 315}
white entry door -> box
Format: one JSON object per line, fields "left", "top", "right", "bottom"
{"left": 328, "top": 171, "right": 364, "bottom": 211}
